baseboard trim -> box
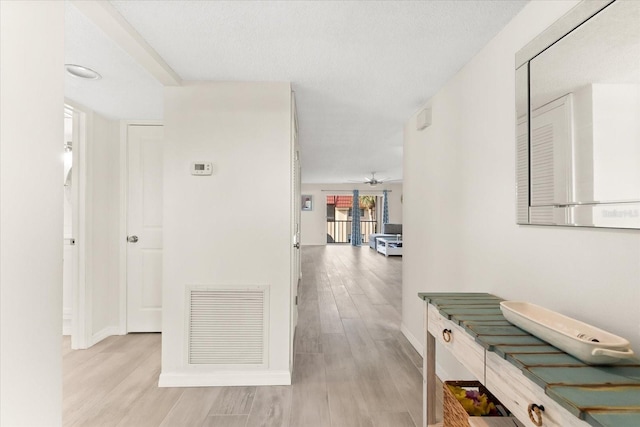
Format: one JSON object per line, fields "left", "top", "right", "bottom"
{"left": 63, "top": 309, "right": 72, "bottom": 335}
{"left": 158, "top": 370, "right": 292, "bottom": 387}
{"left": 401, "top": 323, "right": 424, "bottom": 357}
{"left": 62, "top": 320, "right": 72, "bottom": 336}
{"left": 90, "top": 326, "right": 121, "bottom": 347}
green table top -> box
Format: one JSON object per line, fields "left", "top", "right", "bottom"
{"left": 418, "top": 292, "right": 640, "bottom": 427}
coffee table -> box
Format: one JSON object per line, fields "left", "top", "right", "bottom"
{"left": 375, "top": 236, "right": 402, "bottom": 256}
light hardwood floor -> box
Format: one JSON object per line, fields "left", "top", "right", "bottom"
{"left": 63, "top": 245, "right": 440, "bottom": 427}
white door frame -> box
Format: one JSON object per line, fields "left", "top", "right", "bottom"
{"left": 118, "top": 120, "right": 164, "bottom": 334}
{"left": 64, "top": 101, "right": 90, "bottom": 349}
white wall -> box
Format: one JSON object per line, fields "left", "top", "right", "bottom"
{"left": 0, "top": 1, "right": 65, "bottom": 425}
{"left": 591, "top": 84, "right": 640, "bottom": 202}
{"left": 571, "top": 83, "right": 640, "bottom": 205}
{"left": 402, "top": 0, "right": 640, "bottom": 379}
{"left": 160, "top": 82, "right": 293, "bottom": 386}
{"left": 301, "top": 183, "right": 403, "bottom": 246}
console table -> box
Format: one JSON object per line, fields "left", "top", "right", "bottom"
{"left": 376, "top": 236, "right": 402, "bottom": 256}
{"left": 419, "top": 292, "right": 640, "bottom": 427}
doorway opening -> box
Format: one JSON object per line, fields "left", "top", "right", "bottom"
{"left": 326, "top": 194, "right": 379, "bottom": 244}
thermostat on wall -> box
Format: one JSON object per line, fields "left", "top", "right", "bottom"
{"left": 191, "top": 162, "right": 213, "bottom": 176}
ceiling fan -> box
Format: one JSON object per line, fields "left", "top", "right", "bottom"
{"left": 351, "top": 172, "right": 397, "bottom": 187}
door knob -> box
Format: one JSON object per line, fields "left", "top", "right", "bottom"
{"left": 127, "top": 235, "right": 139, "bottom": 243}
{"left": 294, "top": 242, "right": 300, "bottom": 249}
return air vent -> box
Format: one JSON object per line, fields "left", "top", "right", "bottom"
{"left": 187, "top": 286, "right": 268, "bottom": 366}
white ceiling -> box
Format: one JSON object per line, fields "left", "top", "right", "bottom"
{"left": 64, "top": 0, "right": 528, "bottom": 184}
{"left": 65, "top": 3, "right": 164, "bottom": 120}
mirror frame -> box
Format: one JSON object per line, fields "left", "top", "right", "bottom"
{"left": 515, "top": 0, "right": 640, "bottom": 230}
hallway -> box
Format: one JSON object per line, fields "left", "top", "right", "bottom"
{"left": 293, "top": 245, "right": 422, "bottom": 426}
{"left": 63, "top": 245, "right": 426, "bottom": 426}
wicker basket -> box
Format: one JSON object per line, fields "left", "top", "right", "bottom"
{"left": 443, "top": 380, "right": 505, "bottom": 427}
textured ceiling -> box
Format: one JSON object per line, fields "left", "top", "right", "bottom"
{"left": 64, "top": 0, "right": 528, "bottom": 183}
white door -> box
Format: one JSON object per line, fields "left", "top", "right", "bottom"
{"left": 127, "top": 125, "right": 164, "bottom": 332}
{"left": 290, "top": 96, "right": 301, "bottom": 367}
{"left": 292, "top": 149, "right": 301, "bottom": 327}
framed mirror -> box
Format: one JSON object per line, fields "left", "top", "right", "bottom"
{"left": 515, "top": 0, "right": 640, "bottom": 229}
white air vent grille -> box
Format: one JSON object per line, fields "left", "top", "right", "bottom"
{"left": 188, "top": 286, "right": 268, "bottom": 366}
{"left": 530, "top": 123, "right": 554, "bottom": 206}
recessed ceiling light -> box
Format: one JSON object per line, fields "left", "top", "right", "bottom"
{"left": 65, "top": 64, "right": 101, "bottom": 80}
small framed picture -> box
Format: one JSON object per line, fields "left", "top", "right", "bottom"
{"left": 301, "top": 195, "right": 313, "bottom": 211}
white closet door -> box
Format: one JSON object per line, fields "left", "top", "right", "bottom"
{"left": 127, "top": 125, "right": 164, "bottom": 332}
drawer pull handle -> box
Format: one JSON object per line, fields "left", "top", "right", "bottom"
{"left": 528, "top": 403, "right": 545, "bottom": 426}
{"left": 442, "top": 329, "right": 452, "bottom": 342}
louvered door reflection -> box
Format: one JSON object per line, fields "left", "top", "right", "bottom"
{"left": 528, "top": 94, "right": 574, "bottom": 224}
{"left": 516, "top": 115, "right": 529, "bottom": 224}
{"left": 530, "top": 122, "right": 555, "bottom": 206}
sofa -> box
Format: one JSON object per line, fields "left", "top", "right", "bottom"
{"left": 369, "top": 223, "right": 402, "bottom": 249}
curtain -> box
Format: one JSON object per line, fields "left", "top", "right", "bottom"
{"left": 382, "top": 190, "right": 389, "bottom": 224}
{"left": 351, "top": 189, "right": 361, "bottom": 246}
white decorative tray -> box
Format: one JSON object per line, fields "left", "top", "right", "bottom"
{"left": 500, "top": 301, "right": 635, "bottom": 365}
